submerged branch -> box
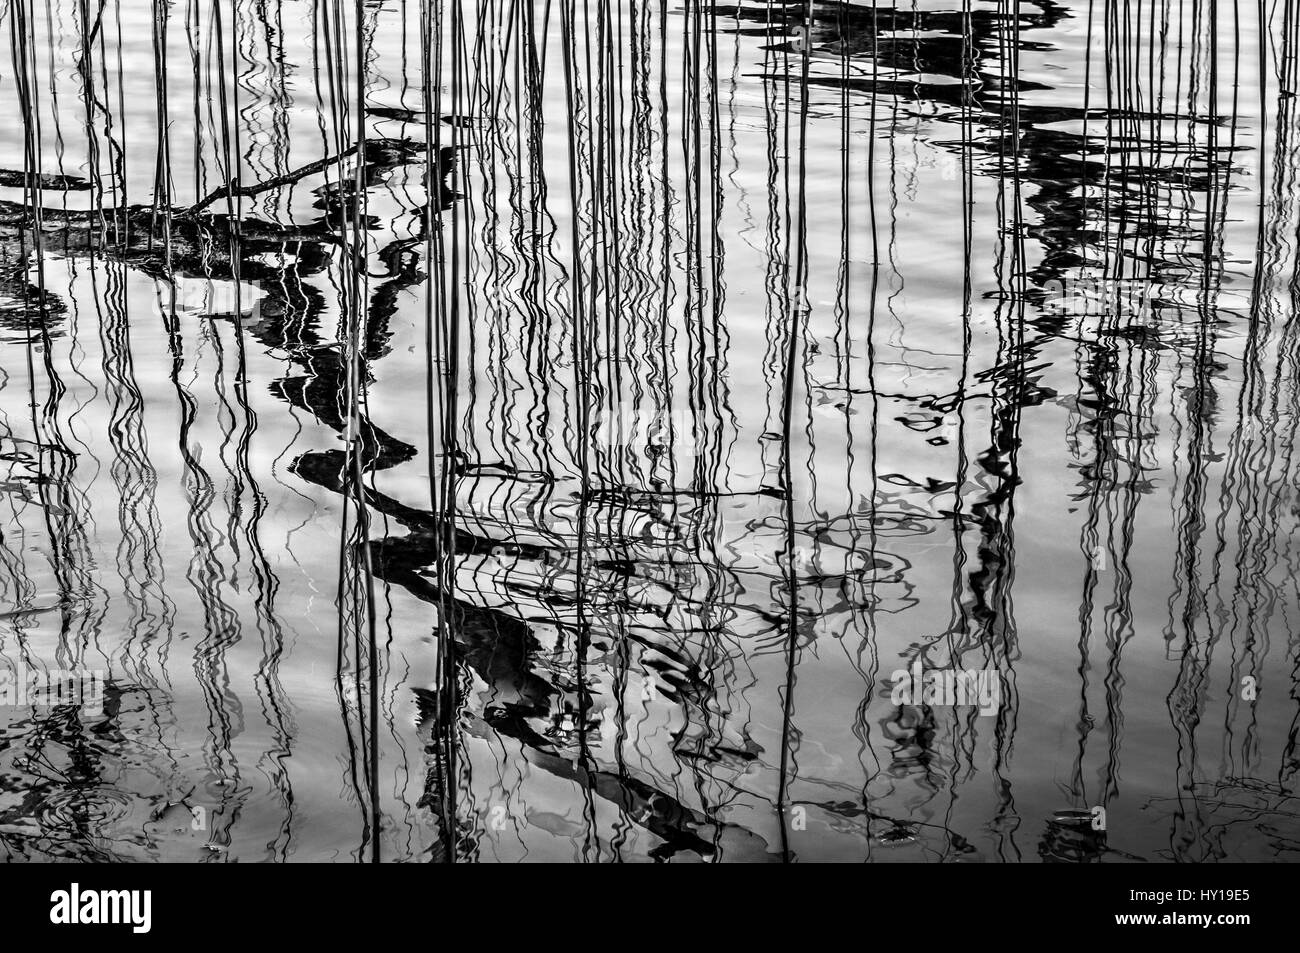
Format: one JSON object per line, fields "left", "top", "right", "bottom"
{"left": 3, "top": 137, "right": 440, "bottom": 226}
{"left": 178, "top": 143, "right": 362, "bottom": 217}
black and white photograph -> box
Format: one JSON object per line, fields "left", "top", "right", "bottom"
{"left": 0, "top": 0, "right": 1291, "bottom": 922}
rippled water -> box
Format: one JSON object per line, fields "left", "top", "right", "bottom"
{"left": 0, "top": 0, "right": 1297, "bottom": 862}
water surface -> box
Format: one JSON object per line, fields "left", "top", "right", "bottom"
{"left": 0, "top": 0, "right": 1297, "bottom": 862}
